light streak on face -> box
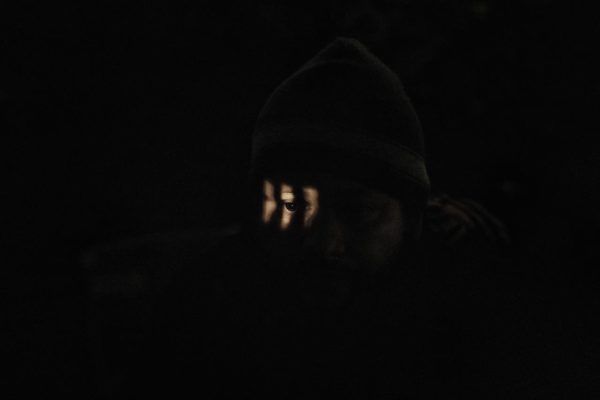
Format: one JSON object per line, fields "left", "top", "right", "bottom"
{"left": 302, "top": 186, "right": 319, "bottom": 228}
{"left": 262, "top": 180, "right": 277, "bottom": 224}
{"left": 260, "top": 174, "right": 406, "bottom": 276}
{"left": 261, "top": 179, "right": 319, "bottom": 230}
{"left": 279, "top": 183, "right": 293, "bottom": 230}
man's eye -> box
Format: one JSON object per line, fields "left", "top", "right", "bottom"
{"left": 283, "top": 202, "right": 312, "bottom": 212}
{"left": 284, "top": 202, "right": 298, "bottom": 212}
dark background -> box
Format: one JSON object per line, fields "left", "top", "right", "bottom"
{"left": 4, "top": 0, "right": 600, "bottom": 396}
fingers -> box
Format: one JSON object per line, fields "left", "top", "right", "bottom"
{"left": 424, "top": 195, "right": 510, "bottom": 248}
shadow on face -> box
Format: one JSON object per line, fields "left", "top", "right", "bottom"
{"left": 258, "top": 173, "right": 406, "bottom": 276}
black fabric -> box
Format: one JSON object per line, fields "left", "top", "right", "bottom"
{"left": 252, "top": 37, "right": 429, "bottom": 202}
{"left": 95, "top": 198, "right": 582, "bottom": 399}
{"left": 253, "top": 142, "right": 428, "bottom": 211}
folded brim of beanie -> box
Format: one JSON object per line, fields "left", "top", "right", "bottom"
{"left": 251, "top": 122, "right": 428, "bottom": 204}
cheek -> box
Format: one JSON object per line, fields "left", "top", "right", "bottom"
{"left": 256, "top": 227, "right": 307, "bottom": 267}
{"left": 353, "top": 224, "right": 404, "bottom": 267}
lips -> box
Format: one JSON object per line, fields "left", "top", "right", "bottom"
{"left": 289, "top": 260, "right": 360, "bottom": 309}
{"left": 306, "top": 256, "right": 360, "bottom": 275}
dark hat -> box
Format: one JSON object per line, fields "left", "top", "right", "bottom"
{"left": 251, "top": 37, "right": 429, "bottom": 205}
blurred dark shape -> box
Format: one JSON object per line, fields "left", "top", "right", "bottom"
{"left": 77, "top": 188, "right": 598, "bottom": 398}
{"left": 81, "top": 227, "right": 238, "bottom": 398}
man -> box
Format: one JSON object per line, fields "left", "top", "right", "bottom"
{"left": 246, "top": 36, "right": 430, "bottom": 314}
{"left": 233, "top": 37, "right": 511, "bottom": 397}
{"left": 122, "top": 38, "right": 551, "bottom": 399}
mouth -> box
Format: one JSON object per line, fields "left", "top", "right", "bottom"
{"left": 293, "top": 260, "right": 361, "bottom": 308}
{"left": 310, "top": 256, "right": 360, "bottom": 274}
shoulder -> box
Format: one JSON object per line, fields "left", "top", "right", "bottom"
{"left": 83, "top": 226, "right": 244, "bottom": 297}
{"left": 81, "top": 226, "right": 246, "bottom": 398}
{"left": 417, "top": 196, "right": 564, "bottom": 395}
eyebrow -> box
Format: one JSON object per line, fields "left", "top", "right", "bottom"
{"left": 280, "top": 184, "right": 317, "bottom": 196}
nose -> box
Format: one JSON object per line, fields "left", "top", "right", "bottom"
{"left": 307, "top": 211, "right": 346, "bottom": 260}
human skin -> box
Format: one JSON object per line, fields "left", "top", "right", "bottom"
{"left": 258, "top": 172, "right": 406, "bottom": 277}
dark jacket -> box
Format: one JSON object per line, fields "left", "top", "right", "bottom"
{"left": 88, "top": 196, "right": 573, "bottom": 399}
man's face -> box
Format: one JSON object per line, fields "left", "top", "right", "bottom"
{"left": 257, "top": 173, "right": 405, "bottom": 306}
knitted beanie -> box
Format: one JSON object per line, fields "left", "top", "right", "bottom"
{"left": 251, "top": 37, "right": 430, "bottom": 206}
